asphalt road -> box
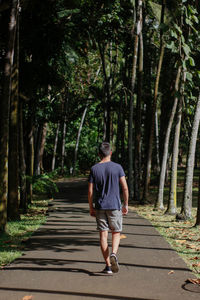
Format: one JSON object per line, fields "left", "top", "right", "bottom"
{"left": 0, "top": 178, "right": 199, "bottom": 300}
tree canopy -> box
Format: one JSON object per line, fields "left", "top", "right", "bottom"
{"left": 0, "top": 0, "right": 200, "bottom": 230}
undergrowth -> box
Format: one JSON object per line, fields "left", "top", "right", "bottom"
{"left": 0, "top": 199, "right": 49, "bottom": 267}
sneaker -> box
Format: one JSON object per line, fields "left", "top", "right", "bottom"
{"left": 110, "top": 253, "right": 119, "bottom": 273}
{"left": 101, "top": 265, "right": 113, "bottom": 274}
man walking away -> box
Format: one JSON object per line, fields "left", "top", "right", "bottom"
{"left": 88, "top": 142, "right": 129, "bottom": 274}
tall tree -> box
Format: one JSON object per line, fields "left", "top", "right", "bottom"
{"left": 19, "top": 98, "right": 27, "bottom": 213}
{"left": 182, "top": 93, "right": 200, "bottom": 219}
{"left": 73, "top": 104, "right": 88, "bottom": 176}
{"left": 134, "top": 0, "right": 143, "bottom": 203}
{"left": 143, "top": 0, "right": 166, "bottom": 202}
{"left": 52, "top": 122, "right": 60, "bottom": 171}
{"left": 167, "top": 80, "right": 183, "bottom": 214}
{"left": 195, "top": 171, "right": 200, "bottom": 226}
{"left": 98, "top": 43, "right": 111, "bottom": 143}
{"left": 8, "top": 7, "right": 20, "bottom": 220}
{"left": 0, "top": 0, "right": 18, "bottom": 230}
{"left": 156, "top": 66, "right": 181, "bottom": 210}
{"left": 128, "top": 0, "right": 142, "bottom": 200}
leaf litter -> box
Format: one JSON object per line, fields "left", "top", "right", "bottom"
{"left": 133, "top": 204, "right": 200, "bottom": 278}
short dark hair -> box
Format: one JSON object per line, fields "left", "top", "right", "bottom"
{"left": 99, "top": 142, "right": 111, "bottom": 157}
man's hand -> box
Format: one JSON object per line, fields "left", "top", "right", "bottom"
{"left": 120, "top": 176, "right": 129, "bottom": 216}
{"left": 90, "top": 207, "right": 96, "bottom": 217}
{"left": 122, "top": 204, "right": 128, "bottom": 215}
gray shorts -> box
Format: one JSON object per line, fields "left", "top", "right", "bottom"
{"left": 96, "top": 209, "right": 122, "bottom": 232}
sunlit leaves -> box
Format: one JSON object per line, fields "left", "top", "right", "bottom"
{"left": 189, "top": 57, "right": 195, "bottom": 67}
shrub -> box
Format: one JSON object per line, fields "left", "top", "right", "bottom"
{"left": 32, "top": 174, "right": 58, "bottom": 197}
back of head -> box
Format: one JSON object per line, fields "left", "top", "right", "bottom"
{"left": 99, "top": 142, "right": 111, "bottom": 158}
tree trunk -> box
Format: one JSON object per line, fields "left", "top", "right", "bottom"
{"left": 155, "top": 110, "right": 160, "bottom": 174}
{"left": 182, "top": 93, "right": 200, "bottom": 219}
{"left": 19, "top": 99, "right": 27, "bottom": 213}
{"left": 73, "top": 104, "right": 88, "bottom": 176}
{"left": 34, "top": 123, "right": 47, "bottom": 175}
{"left": 195, "top": 171, "right": 200, "bottom": 226}
{"left": 134, "top": 26, "right": 143, "bottom": 203}
{"left": 165, "top": 68, "right": 183, "bottom": 214}
{"left": 143, "top": 43, "right": 165, "bottom": 201}
{"left": 98, "top": 43, "right": 111, "bottom": 142}
{"left": 0, "top": 0, "right": 18, "bottom": 231}
{"left": 121, "top": 91, "right": 127, "bottom": 169}
{"left": 116, "top": 94, "right": 123, "bottom": 163}
{"left": 38, "top": 123, "right": 47, "bottom": 174}
{"left": 128, "top": 0, "right": 142, "bottom": 201}
{"left": 8, "top": 53, "right": 20, "bottom": 220}
{"left": 167, "top": 98, "right": 182, "bottom": 214}
{"left": 61, "top": 115, "right": 67, "bottom": 174}
{"left": 34, "top": 124, "right": 43, "bottom": 175}
{"left": 52, "top": 122, "right": 60, "bottom": 171}
{"left": 25, "top": 102, "right": 35, "bottom": 205}
{"left": 143, "top": 0, "right": 166, "bottom": 202}
{"left": 26, "top": 120, "right": 34, "bottom": 204}
{"left": 156, "top": 66, "right": 181, "bottom": 210}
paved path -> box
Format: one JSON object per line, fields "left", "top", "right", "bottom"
{"left": 0, "top": 179, "right": 199, "bottom": 300}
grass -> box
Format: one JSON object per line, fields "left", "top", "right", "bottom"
{"left": 0, "top": 198, "right": 49, "bottom": 267}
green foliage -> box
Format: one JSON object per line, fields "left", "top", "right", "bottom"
{"left": 32, "top": 174, "right": 58, "bottom": 197}
{"left": 0, "top": 200, "right": 48, "bottom": 267}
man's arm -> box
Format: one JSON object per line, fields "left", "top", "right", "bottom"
{"left": 88, "top": 182, "right": 96, "bottom": 217}
{"left": 119, "top": 176, "right": 129, "bottom": 215}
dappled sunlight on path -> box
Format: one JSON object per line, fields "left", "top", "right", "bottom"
{"left": 0, "top": 180, "right": 199, "bottom": 300}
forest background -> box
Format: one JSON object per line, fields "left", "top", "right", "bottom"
{"left": 0, "top": 0, "right": 200, "bottom": 277}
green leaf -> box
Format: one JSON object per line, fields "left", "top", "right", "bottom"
{"left": 186, "top": 72, "right": 193, "bottom": 82}
{"left": 181, "top": 35, "right": 185, "bottom": 44}
{"left": 166, "top": 41, "right": 177, "bottom": 52}
{"left": 174, "top": 23, "right": 182, "bottom": 34}
{"left": 57, "top": 9, "right": 80, "bottom": 18}
{"left": 185, "top": 18, "right": 192, "bottom": 26}
{"left": 189, "top": 57, "right": 195, "bottom": 67}
{"left": 130, "top": 0, "right": 135, "bottom": 7}
{"left": 149, "top": 1, "right": 162, "bottom": 22}
{"left": 182, "top": 43, "right": 191, "bottom": 57}
{"left": 192, "top": 15, "right": 199, "bottom": 24}
{"left": 171, "top": 30, "right": 177, "bottom": 39}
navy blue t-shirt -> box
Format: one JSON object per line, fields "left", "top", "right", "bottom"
{"left": 88, "top": 161, "right": 125, "bottom": 210}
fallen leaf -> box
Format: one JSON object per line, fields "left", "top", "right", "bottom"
{"left": 186, "top": 244, "right": 197, "bottom": 249}
{"left": 22, "top": 296, "right": 33, "bottom": 300}
{"left": 186, "top": 278, "right": 200, "bottom": 285}
{"left": 120, "top": 234, "right": 127, "bottom": 239}
{"left": 168, "top": 270, "right": 174, "bottom": 275}
{"left": 175, "top": 239, "right": 186, "bottom": 244}
{"left": 190, "top": 256, "right": 199, "bottom": 260}
{"left": 192, "top": 263, "right": 200, "bottom": 267}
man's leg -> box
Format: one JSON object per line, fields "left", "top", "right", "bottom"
{"left": 99, "top": 230, "right": 111, "bottom": 266}
{"left": 109, "top": 231, "right": 120, "bottom": 273}
{"left": 112, "top": 231, "right": 120, "bottom": 254}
